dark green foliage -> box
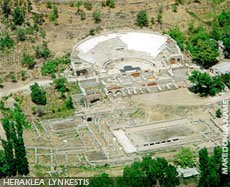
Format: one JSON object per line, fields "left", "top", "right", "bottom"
{"left": 122, "top": 156, "right": 179, "bottom": 187}
{"left": 65, "top": 97, "right": 74, "bottom": 110}
{"left": 89, "top": 173, "right": 113, "bottom": 187}
{"left": 198, "top": 146, "right": 230, "bottom": 187}
{"left": 188, "top": 70, "right": 225, "bottom": 96}
{"left": 221, "top": 73, "right": 230, "bottom": 88}
{"left": 218, "top": 11, "right": 230, "bottom": 27}
{"left": 0, "top": 33, "right": 14, "bottom": 51}
{"left": 187, "top": 26, "right": 219, "bottom": 68}
{"left": 136, "top": 10, "right": 148, "bottom": 28}
{"left": 41, "top": 57, "right": 69, "bottom": 76}
{"left": 2, "top": 0, "right": 11, "bottom": 18}
{"left": 54, "top": 77, "right": 68, "bottom": 94}
{"left": 174, "top": 147, "right": 196, "bottom": 168}
{"left": 30, "top": 83, "right": 47, "bottom": 105}
{"left": 106, "top": 0, "right": 115, "bottom": 8}
{"left": 192, "top": 40, "right": 219, "bottom": 68}
{"left": 0, "top": 149, "right": 8, "bottom": 177}
{"left": 13, "top": 6, "right": 25, "bottom": 25}
{"left": 93, "top": 11, "right": 101, "bottom": 23}
{"left": 84, "top": 1, "right": 93, "bottom": 10}
{"left": 0, "top": 105, "right": 30, "bottom": 177}
{"left": 35, "top": 43, "right": 51, "bottom": 59}
{"left": 21, "top": 53, "right": 36, "bottom": 69}
{"left": 167, "top": 27, "right": 185, "bottom": 50}
{"left": 216, "top": 108, "right": 222, "bottom": 118}
{"left": 210, "top": 21, "right": 220, "bottom": 41}
{"left": 217, "top": 11, "right": 230, "bottom": 58}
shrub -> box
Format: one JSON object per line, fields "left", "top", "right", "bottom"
{"left": 54, "top": 77, "right": 68, "bottom": 94}
{"left": 21, "top": 53, "right": 36, "bottom": 69}
{"left": 106, "top": 0, "right": 115, "bottom": 8}
{"left": 136, "top": 10, "right": 148, "bottom": 28}
{"left": 84, "top": 2, "right": 93, "bottom": 10}
{"left": 93, "top": 11, "right": 101, "bottom": 23}
{"left": 0, "top": 33, "right": 14, "bottom": 50}
{"left": 49, "top": 5, "right": 58, "bottom": 22}
{"left": 216, "top": 108, "right": 222, "bottom": 118}
{"left": 41, "top": 57, "right": 69, "bottom": 76}
{"left": 65, "top": 97, "right": 74, "bottom": 109}
{"left": 47, "top": 1, "right": 52, "bottom": 9}
{"left": 30, "top": 83, "right": 47, "bottom": 105}
{"left": 167, "top": 27, "right": 185, "bottom": 51}
{"left": 13, "top": 6, "right": 25, "bottom": 25}
{"left": 16, "top": 29, "right": 26, "bottom": 41}
{"left": 35, "top": 43, "right": 51, "bottom": 59}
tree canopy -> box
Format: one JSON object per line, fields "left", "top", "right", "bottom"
{"left": 188, "top": 70, "right": 225, "bottom": 96}
{"left": 174, "top": 147, "right": 196, "bottom": 168}
{"left": 30, "top": 83, "right": 47, "bottom": 105}
{"left": 136, "top": 10, "right": 148, "bottom": 28}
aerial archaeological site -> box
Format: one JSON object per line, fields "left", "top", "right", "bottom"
{"left": 0, "top": 0, "right": 229, "bottom": 186}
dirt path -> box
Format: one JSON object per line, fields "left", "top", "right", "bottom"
{"left": 0, "top": 79, "right": 53, "bottom": 98}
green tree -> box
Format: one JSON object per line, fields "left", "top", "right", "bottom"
{"left": 13, "top": 6, "right": 25, "bottom": 25}
{"left": 161, "top": 164, "right": 180, "bottom": 187}
{"left": 198, "top": 148, "right": 209, "bottom": 187}
{"left": 123, "top": 161, "right": 147, "bottom": 187}
{"left": 221, "top": 73, "right": 230, "bottom": 88}
{"left": 89, "top": 173, "right": 114, "bottom": 187}
{"left": 188, "top": 70, "right": 225, "bottom": 96}
{"left": 167, "top": 27, "right": 185, "bottom": 50}
{"left": 136, "top": 10, "right": 148, "bottom": 28}
{"left": 192, "top": 39, "right": 219, "bottom": 68}
{"left": 0, "top": 150, "right": 9, "bottom": 177}
{"left": 21, "top": 53, "right": 36, "bottom": 69}
{"left": 218, "top": 11, "right": 230, "bottom": 27}
{"left": 54, "top": 77, "right": 68, "bottom": 94}
{"left": 210, "top": 21, "right": 220, "bottom": 41}
{"left": 122, "top": 156, "right": 179, "bottom": 187}
{"left": 30, "top": 83, "right": 47, "bottom": 105}
{"left": 174, "top": 147, "right": 196, "bottom": 168}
